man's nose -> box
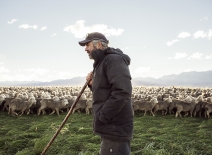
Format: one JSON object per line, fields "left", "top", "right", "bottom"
{"left": 85, "top": 46, "right": 88, "bottom": 51}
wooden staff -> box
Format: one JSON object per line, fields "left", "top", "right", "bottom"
{"left": 41, "top": 80, "right": 90, "bottom": 155}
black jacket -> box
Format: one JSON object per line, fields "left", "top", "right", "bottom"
{"left": 90, "top": 47, "right": 133, "bottom": 141}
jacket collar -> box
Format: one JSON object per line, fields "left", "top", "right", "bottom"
{"left": 91, "top": 48, "right": 108, "bottom": 69}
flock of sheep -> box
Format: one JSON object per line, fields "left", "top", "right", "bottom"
{"left": 0, "top": 86, "right": 92, "bottom": 116}
{"left": 0, "top": 86, "right": 212, "bottom": 119}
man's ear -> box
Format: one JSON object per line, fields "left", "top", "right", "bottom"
{"left": 97, "top": 41, "right": 103, "bottom": 49}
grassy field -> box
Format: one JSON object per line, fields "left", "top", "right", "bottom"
{"left": 0, "top": 111, "right": 212, "bottom": 155}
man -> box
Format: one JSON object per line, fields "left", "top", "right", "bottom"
{"left": 79, "top": 32, "right": 133, "bottom": 155}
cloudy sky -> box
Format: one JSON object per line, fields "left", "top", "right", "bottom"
{"left": 0, "top": 0, "right": 212, "bottom": 82}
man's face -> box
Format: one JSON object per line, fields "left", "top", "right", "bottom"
{"left": 85, "top": 41, "right": 97, "bottom": 59}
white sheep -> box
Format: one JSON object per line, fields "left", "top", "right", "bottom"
{"left": 0, "top": 94, "right": 6, "bottom": 105}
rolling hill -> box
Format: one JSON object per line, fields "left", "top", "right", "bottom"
{"left": 0, "top": 70, "right": 212, "bottom": 87}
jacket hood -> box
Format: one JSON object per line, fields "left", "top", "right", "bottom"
{"left": 106, "top": 47, "right": 131, "bottom": 66}
{"left": 91, "top": 47, "right": 131, "bottom": 70}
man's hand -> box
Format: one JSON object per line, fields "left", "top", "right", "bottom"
{"left": 86, "top": 71, "right": 93, "bottom": 86}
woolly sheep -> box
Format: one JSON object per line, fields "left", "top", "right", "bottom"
{"left": 8, "top": 97, "right": 36, "bottom": 116}
{"left": 132, "top": 97, "right": 158, "bottom": 116}
{"left": 154, "top": 96, "right": 172, "bottom": 115}
{"left": 85, "top": 98, "right": 93, "bottom": 114}
{"left": 0, "top": 94, "right": 6, "bottom": 105}
{"left": 38, "top": 98, "right": 68, "bottom": 115}
{"left": 175, "top": 95, "right": 203, "bottom": 118}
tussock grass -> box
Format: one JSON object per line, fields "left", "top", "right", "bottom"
{"left": 0, "top": 111, "right": 212, "bottom": 155}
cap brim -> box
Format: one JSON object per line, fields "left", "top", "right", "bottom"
{"left": 78, "top": 39, "right": 92, "bottom": 46}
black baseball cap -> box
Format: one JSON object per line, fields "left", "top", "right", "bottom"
{"left": 79, "top": 32, "right": 109, "bottom": 46}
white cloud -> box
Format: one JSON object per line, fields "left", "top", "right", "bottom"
{"left": 22, "top": 68, "right": 49, "bottom": 75}
{"left": 0, "top": 67, "right": 76, "bottom": 82}
{"left": 51, "top": 33, "right": 57, "bottom": 37}
{"left": 64, "top": 20, "right": 124, "bottom": 38}
{"left": 190, "top": 52, "right": 203, "bottom": 59}
{"left": 203, "top": 16, "right": 209, "bottom": 20}
{"left": 200, "top": 16, "right": 209, "bottom": 21}
{"left": 7, "top": 19, "right": 18, "bottom": 24}
{"left": 19, "top": 24, "right": 38, "bottom": 29}
{"left": 206, "top": 55, "right": 212, "bottom": 59}
{"left": 40, "top": 27, "right": 47, "bottom": 31}
{"left": 0, "top": 62, "right": 9, "bottom": 73}
{"left": 194, "top": 29, "right": 212, "bottom": 39}
{"left": 177, "top": 32, "right": 191, "bottom": 38}
{"left": 193, "top": 30, "right": 207, "bottom": 38}
{"left": 208, "top": 29, "right": 212, "bottom": 39}
{"left": 168, "top": 53, "right": 187, "bottom": 59}
{"left": 167, "top": 39, "right": 179, "bottom": 46}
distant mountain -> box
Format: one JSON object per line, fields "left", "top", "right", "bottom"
{"left": 33, "top": 77, "right": 86, "bottom": 86}
{"left": 0, "top": 77, "right": 85, "bottom": 87}
{"left": 131, "top": 77, "right": 162, "bottom": 86}
{"left": 158, "top": 70, "right": 212, "bottom": 87}
{"left": 1, "top": 70, "right": 212, "bottom": 87}
{"left": 132, "top": 70, "right": 212, "bottom": 87}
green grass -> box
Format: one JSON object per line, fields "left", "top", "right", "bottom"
{"left": 0, "top": 111, "right": 212, "bottom": 155}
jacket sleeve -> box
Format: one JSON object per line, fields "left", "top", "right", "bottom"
{"left": 99, "top": 54, "right": 132, "bottom": 124}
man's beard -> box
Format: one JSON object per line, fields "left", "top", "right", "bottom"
{"left": 88, "top": 52, "right": 93, "bottom": 59}
{"left": 88, "top": 46, "right": 97, "bottom": 59}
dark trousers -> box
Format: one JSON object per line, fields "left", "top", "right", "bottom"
{"left": 99, "top": 138, "right": 131, "bottom": 155}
